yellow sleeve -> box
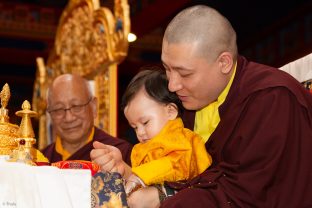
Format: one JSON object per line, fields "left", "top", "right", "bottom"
{"left": 131, "top": 119, "right": 212, "bottom": 185}
{"left": 132, "top": 157, "right": 175, "bottom": 185}
{"left": 131, "top": 136, "right": 194, "bottom": 185}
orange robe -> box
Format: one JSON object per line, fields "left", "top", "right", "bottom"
{"left": 131, "top": 118, "right": 212, "bottom": 185}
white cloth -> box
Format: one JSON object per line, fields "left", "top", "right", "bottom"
{"left": 0, "top": 162, "right": 91, "bottom": 208}
{"left": 280, "top": 53, "right": 312, "bottom": 82}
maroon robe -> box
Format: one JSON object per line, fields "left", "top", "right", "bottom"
{"left": 162, "top": 55, "right": 312, "bottom": 207}
{"left": 42, "top": 127, "right": 133, "bottom": 165}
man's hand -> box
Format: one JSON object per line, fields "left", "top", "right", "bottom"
{"left": 127, "top": 186, "right": 160, "bottom": 208}
{"left": 90, "top": 141, "right": 126, "bottom": 176}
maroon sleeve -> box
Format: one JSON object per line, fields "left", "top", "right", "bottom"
{"left": 162, "top": 88, "right": 312, "bottom": 208}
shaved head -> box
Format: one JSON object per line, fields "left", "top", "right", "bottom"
{"left": 47, "top": 73, "right": 92, "bottom": 105}
{"left": 163, "top": 5, "right": 237, "bottom": 61}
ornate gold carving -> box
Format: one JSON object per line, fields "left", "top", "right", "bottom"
{"left": 0, "top": 83, "right": 11, "bottom": 123}
{"left": 32, "top": 57, "right": 49, "bottom": 150}
{"left": 95, "top": 69, "right": 111, "bottom": 131}
{"left": 52, "top": 0, "right": 129, "bottom": 77}
{"left": 94, "top": 64, "right": 117, "bottom": 135}
{"left": 0, "top": 84, "right": 10, "bottom": 110}
{"left": 56, "top": 3, "right": 109, "bottom": 76}
{"left": 0, "top": 123, "right": 19, "bottom": 155}
{"left": 0, "top": 84, "right": 19, "bottom": 156}
{"left": 32, "top": 0, "right": 130, "bottom": 148}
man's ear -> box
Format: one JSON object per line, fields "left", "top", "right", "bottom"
{"left": 91, "top": 97, "right": 98, "bottom": 118}
{"left": 167, "top": 103, "right": 178, "bottom": 120}
{"left": 218, "top": 52, "right": 233, "bottom": 75}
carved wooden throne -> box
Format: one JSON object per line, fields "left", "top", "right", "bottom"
{"left": 32, "top": 0, "right": 130, "bottom": 149}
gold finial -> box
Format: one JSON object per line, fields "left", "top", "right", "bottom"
{"left": 0, "top": 83, "right": 11, "bottom": 123}
{"left": 16, "top": 100, "right": 37, "bottom": 138}
{"left": 0, "top": 83, "right": 10, "bottom": 108}
{"left": 8, "top": 100, "right": 38, "bottom": 165}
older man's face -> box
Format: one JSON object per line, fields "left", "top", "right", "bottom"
{"left": 48, "top": 79, "right": 96, "bottom": 145}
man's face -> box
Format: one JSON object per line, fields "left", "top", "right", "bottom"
{"left": 48, "top": 80, "right": 96, "bottom": 145}
{"left": 161, "top": 41, "right": 228, "bottom": 110}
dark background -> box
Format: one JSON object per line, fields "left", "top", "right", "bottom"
{"left": 0, "top": 0, "right": 312, "bottom": 144}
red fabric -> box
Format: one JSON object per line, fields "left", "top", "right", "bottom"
{"left": 42, "top": 127, "right": 133, "bottom": 165}
{"left": 51, "top": 160, "right": 100, "bottom": 176}
{"left": 162, "top": 56, "right": 312, "bottom": 208}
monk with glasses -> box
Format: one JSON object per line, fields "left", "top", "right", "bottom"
{"left": 42, "top": 74, "right": 132, "bottom": 165}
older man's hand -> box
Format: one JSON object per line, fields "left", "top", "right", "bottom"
{"left": 91, "top": 141, "right": 128, "bottom": 177}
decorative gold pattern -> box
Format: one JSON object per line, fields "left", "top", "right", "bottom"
{"left": 91, "top": 172, "right": 128, "bottom": 208}
{"left": 56, "top": 3, "right": 109, "bottom": 76}
{"left": 0, "top": 84, "right": 10, "bottom": 111}
{"left": 0, "top": 123, "right": 19, "bottom": 155}
{"left": 32, "top": 57, "right": 49, "bottom": 150}
{"left": 100, "top": 192, "right": 124, "bottom": 208}
{"left": 0, "top": 84, "right": 19, "bottom": 155}
{"left": 32, "top": 0, "right": 130, "bottom": 147}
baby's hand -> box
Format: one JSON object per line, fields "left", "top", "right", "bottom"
{"left": 125, "top": 174, "right": 145, "bottom": 196}
{"left": 90, "top": 141, "right": 124, "bottom": 175}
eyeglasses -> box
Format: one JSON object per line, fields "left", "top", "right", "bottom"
{"left": 48, "top": 97, "right": 93, "bottom": 119}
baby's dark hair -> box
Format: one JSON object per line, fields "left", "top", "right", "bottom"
{"left": 121, "top": 66, "right": 184, "bottom": 116}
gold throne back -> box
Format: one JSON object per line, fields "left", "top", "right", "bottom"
{"left": 32, "top": 0, "right": 130, "bottom": 149}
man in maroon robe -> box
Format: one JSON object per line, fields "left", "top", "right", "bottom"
{"left": 160, "top": 54, "right": 312, "bottom": 207}
{"left": 91, "top": 5, "right": 312, "bottom": 208}
{"left": 42, "top": 74, "right": 132, "bottom": 165}
{"left": 158, "top": 5, "right": 312, "bottom": 208}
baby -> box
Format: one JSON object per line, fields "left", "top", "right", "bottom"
{"left": 121, "top": 66, "right": 212, "bottom": 195}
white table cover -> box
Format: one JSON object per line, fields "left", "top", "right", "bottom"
{"left": 0, "top": 161, "right": 91, "bottom": 208}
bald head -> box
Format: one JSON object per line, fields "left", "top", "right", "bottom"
{"left": 163, "top": 5, "right": 237, "bottom": 61}
{"left": 47, "top": 74, "right": 92, "bottom": 105}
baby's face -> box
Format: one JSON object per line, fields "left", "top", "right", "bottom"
{"left": 124, "top": 88, "right": 176, "bottom": 143}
